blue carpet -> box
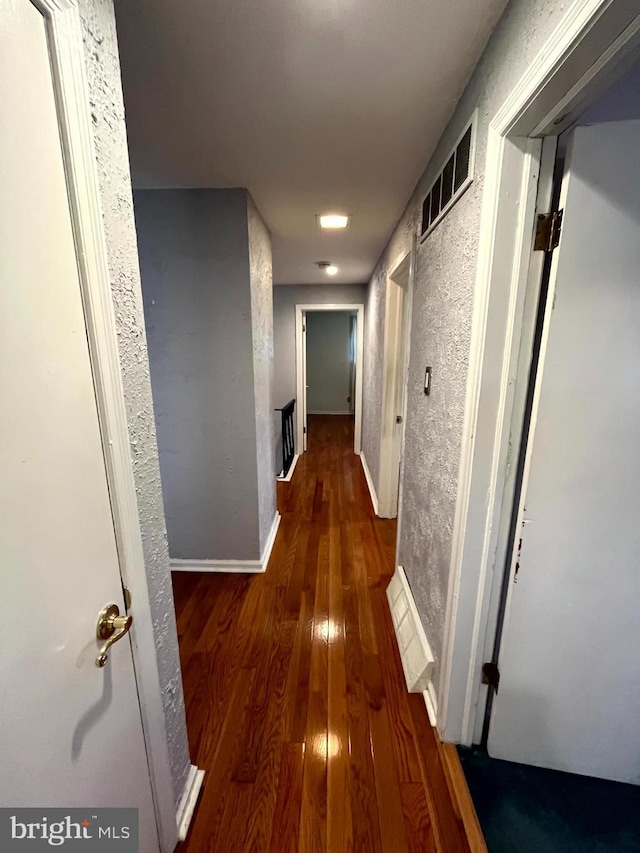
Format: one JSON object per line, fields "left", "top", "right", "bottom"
{"left": 458, "top": 747, "right": 640, "bottom": 853}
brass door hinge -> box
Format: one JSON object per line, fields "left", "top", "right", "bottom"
{"left": 482, "top": 662, "right": 500, "bottom": 692}
{"left": 534, "top": 209, "right": 563, "bottom": 252}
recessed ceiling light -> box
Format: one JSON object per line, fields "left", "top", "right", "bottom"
{"left": 318, "top": 214, "right": 350, "bottom": 230}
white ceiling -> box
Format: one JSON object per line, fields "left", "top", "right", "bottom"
{"left": 115, "top": 0, "right": 507, "bottom": 285}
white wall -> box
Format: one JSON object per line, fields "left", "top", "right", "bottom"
{"left": 306, "top": 312, "right": 353, "bottom": 414}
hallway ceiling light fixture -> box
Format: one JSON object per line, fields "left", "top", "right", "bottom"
{"left": 317, "top": 261, "right": 338, "bottom": 276}
{"left": 317, "top": 214, "right": 350, "bottom": 229}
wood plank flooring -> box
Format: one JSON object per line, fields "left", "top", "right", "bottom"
{"left": 173, "top": 414, "right": 480, "bottom": 852}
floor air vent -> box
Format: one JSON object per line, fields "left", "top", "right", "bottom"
{"left": 387, "top": 566, "right": 435, "bottom": 694}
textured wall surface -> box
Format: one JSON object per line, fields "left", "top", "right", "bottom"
{"left": 135, "top": 189, "right": 262, "bottom": 562}
{"left": 247, "top": 195, "right": 277, "bottom": 553}
{"left": 78, "top": 0, "right": 190, "bottom": 805}
{"left": 362, "top": 0, "right": 566, "bottom": 682}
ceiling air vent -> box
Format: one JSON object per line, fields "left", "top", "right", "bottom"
{"left": 420, "top": 114, "right": 477, "bottom": 241}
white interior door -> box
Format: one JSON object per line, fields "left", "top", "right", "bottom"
{"left": 393, "top": 278, "right": 411, "bottom": 506}
{"left": 389, "top": 280, "right": 407, "bottom": 515}
{"left": 349, "top": 314, "right": 357, "bottom": 414}
{"left": 488, "top": 121, "right": 640, "bottom": 784}
{"left": 379, "top": 258, "right": 411, "bottom": 518}
{"left": 302, "top": 311, "right": 308, "bottom": 451}
{"left": 0, "top": 1, "right": 158, "bottom": 844}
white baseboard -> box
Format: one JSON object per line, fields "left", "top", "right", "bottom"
{"left": 387, "top": 566, "right": 436, "bottom": 723}
{"left": 171, "top": 512, "right": 281, "bottom": 574}
{"left": 260, "top": 510, "right": 281, "bottom": 572}
{"left": 277, "top": 453, "right": 299, "bottom": 482}
{"left": 176, "top": 764, "right": 205, "bottom": 842}
{"left": 360, "top": 451, "right": 379, "bottom": 516}
{"left": 423, "top": 682, "right": 438, "bottom": 727}
{"left": 171, "top": 560, "right": 264, "bottom": 573}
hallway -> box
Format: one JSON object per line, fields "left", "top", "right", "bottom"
{"left": 173, "top": 415, "right": 479, "bottom": 852}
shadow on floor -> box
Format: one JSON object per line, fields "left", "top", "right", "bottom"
{"left": 458, "top": 747, "right": 640, "bottom": 853}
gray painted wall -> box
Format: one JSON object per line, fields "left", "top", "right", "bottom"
{"left": 273, "top": 284, "right": 367, "bottom": 469}
{"left": 78, "top": 0, "right": 190, "bottom": 805}
{"left": 362, "top": 0, "right": 568, "bottom": 685}
{"left": 135, "top": 188, "right": 274, "bottom": 563}
{"left": 248, "top": 195, "right": 277, "bottom": 553}
{"left": 306, "top": 312, "right": 353, "bottom": 414}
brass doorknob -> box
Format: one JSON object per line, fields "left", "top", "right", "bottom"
{"left": 95, "top": 604, "right": 133, "bottom": 668}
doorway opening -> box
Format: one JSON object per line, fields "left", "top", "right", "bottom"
{"left": 486, "top": 55, "right": 640, "bottom": 769}
{"left": 304, "top": 310, "right": 358, "bottom": 453}
{"left": 295, "top": 303, "right": 364, "bottom": 456}
{"left": 439, "top": 0, "right": 640, "bottom": 750}
{"left": 448, "top": 17, "right": 640, "bottom": 853}
{"left": 305, "top": 311, "right": 357, "bottom": 418}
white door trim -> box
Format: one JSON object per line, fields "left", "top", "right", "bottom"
{"left": 37, "top": 1, "right": 178, "bottom": 848}
{"left": 378, "top": 248, "right": 414, "bottom": 519}
{"left": 438, "top": 0, "right": 640, "bottom": 746}
{"left": 295, "top": 304, "right": 365, "bottom": 455}
{"left": 470, "top": 134, "right": 558, "bottom": 746}
{"left": 394, "top": 239, "right": 417, "bottom": 563}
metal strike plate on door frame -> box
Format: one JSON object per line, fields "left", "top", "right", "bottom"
{"left": 95, "top": 603, "right": 133, "bottom": 668}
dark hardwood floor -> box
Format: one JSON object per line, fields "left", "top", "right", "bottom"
{"left": 172, "top": 414, "right": 482, "bottom": 852}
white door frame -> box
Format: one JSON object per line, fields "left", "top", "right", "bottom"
{"left": 378, "top": 248, "right": 414, "bottom": 519}
{"left": 39, "top": 1, "right": 178, "bottom": 848}
{"left": 438, "top": 0, "right": 640, "bottom": 746}
{"left": 295, "top": 304, "right": 364, "bottom": 455}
